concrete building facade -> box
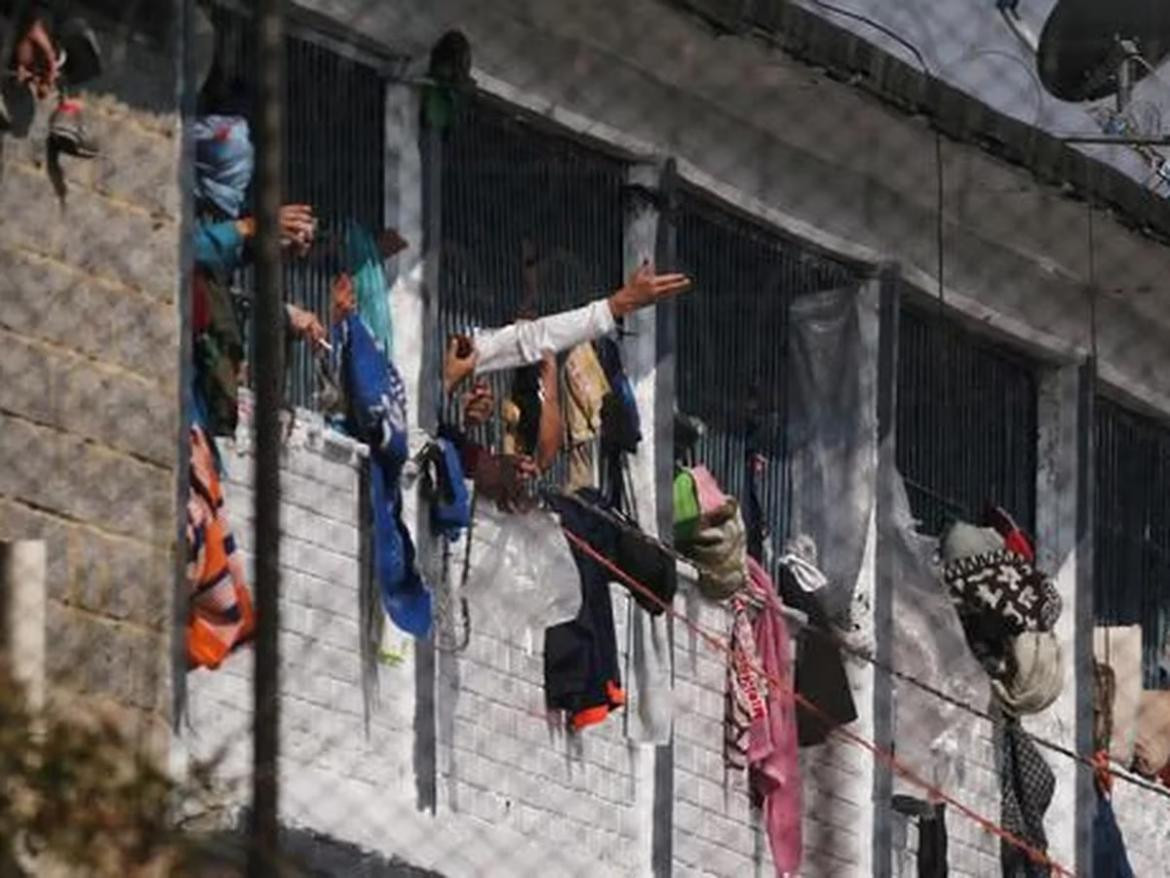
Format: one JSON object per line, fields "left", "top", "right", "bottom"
{"left": 5, "top": 0, "right": 1170, "bottom": 875}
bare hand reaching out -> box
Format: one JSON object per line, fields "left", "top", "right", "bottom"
{"left": 608, "top": 262, "right": 692, "bottom": 318}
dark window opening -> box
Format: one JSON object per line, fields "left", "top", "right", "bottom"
{"left": 1095, "top": 395, "right": 1170, "bottom": 688}
{"left": 203, "top": 5, "right": 385, "bottom": 409}
{"left": 674, "top": 191, "right": 858, "bottom": 547}
{"left": 433, "top": 97, "right": 626, "bottom": 480}
{"left": 895, "top": 303, "right": 1039, "bottom": 537}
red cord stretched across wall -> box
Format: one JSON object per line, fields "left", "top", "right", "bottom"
{"left": 558, "top": 525, "right": 1075, "bottom": 878}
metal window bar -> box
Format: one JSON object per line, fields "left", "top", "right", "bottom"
{"left": 1095, "top": 395, "right": 1170, "bottom": 688}
{"left": 895, "top": 302, "right": 1039, "bottom": 537}
{"left": 432, "top": 96, "right": 626, "bottom": 485}
{"left": 207, "top": 6, "right": 386, "bottom": 410}
{"left": 673, "top": 191, "right": 858, "bottom": 559}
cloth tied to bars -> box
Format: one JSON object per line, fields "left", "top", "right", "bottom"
{"left": 193, "top": 114, "right": 254, "bottom": 219}
{"left": 941, "top": 521, "right": 1063, "bottom": 702}
{"left": 724, "top": 555, "right": 802, "bottom": 876}
{"left": 675, "top": 465, "right": 748, "bottom": 601}
{"left": 333, "top": 312, "right": 431, "bottom": 637}
{"left": 187, "top": 424, "right": 254, "bottom": 670}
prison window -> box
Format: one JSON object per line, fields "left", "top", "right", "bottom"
{"left": 674, "top": 190, "right": 858, "bottom": 547}
{"left": 205, "top": 6, "right": 386, "bottom": 409}
{"left": 895, "top": 303, "right": 1039, "bottom": 537}
{"left": 1095, "top": 396, "right": 1170, "bottom": 688}
{"left": 433, "top": 97, "right": 626, "bottom": 478}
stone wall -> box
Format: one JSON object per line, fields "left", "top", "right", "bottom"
{"left": 0, "top": 10, "right": 181, "bottom": 741}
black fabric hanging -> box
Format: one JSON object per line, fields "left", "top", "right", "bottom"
{"left": 776, "top": 565, "right": 858, "bottom": 747}
{"left": 544, "top": 489, "right": 625, "bottom": 731}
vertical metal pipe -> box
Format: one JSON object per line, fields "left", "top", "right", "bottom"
{"left": 249, "top": 0, "right": 285, "bottom": 873}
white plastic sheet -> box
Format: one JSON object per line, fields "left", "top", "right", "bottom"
{"left": 883, "top": 456, "right": 992, "bottom": 792}
{"left": 463, "top": 504, "right": 583, "bottom": 640}
{"left": 785, "top": 283, "right": 879, "bottom": 620}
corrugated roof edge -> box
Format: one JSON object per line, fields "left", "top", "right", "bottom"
{"left": 709, "top": 1, "right": 1170, "bottom": 245}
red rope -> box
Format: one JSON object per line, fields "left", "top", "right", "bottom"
{"left": 558, "top": 525, "right": 1075, "bottom": 877}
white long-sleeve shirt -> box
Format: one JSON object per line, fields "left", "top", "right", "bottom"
{"left": 471, "top": 298, "right": 616, "bottom": 375}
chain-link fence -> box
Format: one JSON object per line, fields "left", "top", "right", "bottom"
{"left": 5, "top": 0, "right": 1170, "bottom": 875}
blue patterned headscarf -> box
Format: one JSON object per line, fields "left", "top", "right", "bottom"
{"left": 193, "top": 115, "right": 255, "bottom": 219}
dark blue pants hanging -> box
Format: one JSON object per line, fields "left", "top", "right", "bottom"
{"left": 544, "top": 490, "right": 624, "bottom": 731}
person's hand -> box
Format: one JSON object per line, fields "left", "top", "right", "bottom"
{"left": 330, "top": 272, "right": 356, "bottom": 325}
{"left": 538, "top": 350, "right": 557, "bottom": 387}
{"left": 13, "top": 17, "right": 57, "bottom": 100}
{"left": 474, "top": 453, "right": 538, "bottom": 513}
{"left": 462, "top": 379, "right": 494, "bottom": 427}
{"left": 443, "top": 334, "right": 477, "bottom": 396}
{"left": 286, "top": 304, "right": 327, "bottom": 350}
{"left": 280, "top": 204, "right": 316, "bottom": 255}
{"left": 378, "top": 228, "right": 409, "bottom": 260}
{"left": 607, "top": 261, "right": 692, "bottom": 318}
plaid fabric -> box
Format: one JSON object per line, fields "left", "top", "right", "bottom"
{"left": 1001, "top": 719, "right": 1055, "bottom": 877}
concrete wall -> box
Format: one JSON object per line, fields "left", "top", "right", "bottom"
{"left": 182, "top": 0, "right": 1170, "bottom": 874}
{"left": 0, "top": 11, "right": 180, "bottom": 743}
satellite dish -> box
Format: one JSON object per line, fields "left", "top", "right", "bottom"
{"left": 1037, "top": 0, "right": 1170, "bottom": 103}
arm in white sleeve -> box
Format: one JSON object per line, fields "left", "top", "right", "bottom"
{"left": 471, "top": 297, "right": 615, "bottom": 375}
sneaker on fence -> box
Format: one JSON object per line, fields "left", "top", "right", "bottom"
{"left": 49, "top": 98, "right": 98, "bottom": 158}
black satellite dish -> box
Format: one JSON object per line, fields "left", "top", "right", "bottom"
{"left": 1037, "top": 0, "right": 1170, "bottom": 102}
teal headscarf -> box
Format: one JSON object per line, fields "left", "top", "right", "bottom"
{"left": 345, "top": 220, "right": 394, "bottom": 359}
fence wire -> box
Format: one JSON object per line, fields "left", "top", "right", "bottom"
{"left": 5, "top": 0, "right": 1170, "bottom": 876}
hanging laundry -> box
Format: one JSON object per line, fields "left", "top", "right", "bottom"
{"left": 941, "top": 521, "right": 1062, "bottom": 679}
{"left": 1000, "top": 718, "right": 1055, "bottom": 877}
{"left": 1093, "top": 625, "right": 1144, "bottom": 765}
{"left": 675, "top": 465, "right": 748, "bottom": 600}
{"left": 333, "top": 312, "right": 431, "bottom": 638}
{"left": 420, "top": 437, "right": 471, "bottom": 541}
{"left": 724, "top": 556, "right": 801, "bottom": 876}
{"left": 464, "top": 502, "right": 582, "bottom": 638}
{"left": 187, "top": 425, "right": 254, "bottom": 670}
{"left": 548, "top": 488, "right": 676, "bottom": 616}
{"left": 1132, "top": 689, "right": 1170, "bottom": 777}
{"left": 1093, "top": 787, "right": 1136, "bottom": 877}
{"left": 892, "top": 796, "right": 949, "bottom": 878}
{"left": 544, "top": 489, "right": 627, "bottom": 731}
{"left": 990, "top": 632, "right": 1063, "bottom": 717}
{"left": 595, "top": 336, "right": 641, "bottom": 456}
{"left": 775, "top": 539, "right": 859, "bottom": 747}
{"left": 673, "top": 469, "right": 701, "bottom": 544}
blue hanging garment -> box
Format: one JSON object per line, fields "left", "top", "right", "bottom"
{"left": 595, "top": 336, "right": 641, "bottom": 454}
{"left": 345, "top": 220, "right": 395, "bottom": 359}
{"left": 427, "top": 437, "right": 471, "bottom": 541}
{"left": 333, "top": 313, "right": 431, "bottom": 638}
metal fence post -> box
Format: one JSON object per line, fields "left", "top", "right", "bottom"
{"left": 250, "top": 0, "right": 286, "bottom": 873}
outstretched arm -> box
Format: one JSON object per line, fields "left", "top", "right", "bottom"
{"left": 468, "top": 264, "right": 691, "bottom": 377}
